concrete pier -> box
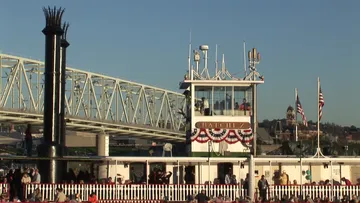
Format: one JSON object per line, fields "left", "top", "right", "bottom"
{"left": 97, "top": 133, "right": 109, "bottom": 179}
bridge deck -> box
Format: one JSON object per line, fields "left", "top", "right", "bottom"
{"left": 0, "top": 109, "right": 184, "bottom": 141}
{"left": 0, "top": 54, "right": 186, "bottom": 142}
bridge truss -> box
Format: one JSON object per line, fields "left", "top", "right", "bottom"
{"left": 0, "top": 54, "right": 186, "bottom": 141}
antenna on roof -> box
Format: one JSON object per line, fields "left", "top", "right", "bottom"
{"left": 188, "top": 30, "right": 192, "bottom": 80}
{"left": 243, "top": 40, "right": 246, "bottom": 77}
{"left": 215, "top": 44, "right": 218, "bottom": 79}
{"left": 221, "top": 54, "right": 225, "bottom": 79}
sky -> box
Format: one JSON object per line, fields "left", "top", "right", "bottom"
{"left": 1, "top": 0, "right": 359, "bottom": 127}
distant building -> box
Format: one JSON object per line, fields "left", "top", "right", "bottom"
{"left": 347, "top": 132, "right": 360, "bottom": 143}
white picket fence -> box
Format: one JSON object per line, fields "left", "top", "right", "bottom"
{"left": 0, "top": 183, "right": 9, "bottom": 195}
{"left": 24, "top": 184, "right": 360, "bottom": 201}
{"left": 98, "top": 201, "right": 162, "bottom": 203}
{"left": 270, "top": 185, "right": 360, "bottom": 200}
{"left": 24, "top": 184, "right": 246, "bottom": 201}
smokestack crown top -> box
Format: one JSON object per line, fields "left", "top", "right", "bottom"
{"left": 61, "top": 22, "right": 70, "bottom": 48}
{"left": 61, "top": 22, "right": 70, "bottom": 40}
{"left": 42, "top": 6, "right": 65, "bottom": 35}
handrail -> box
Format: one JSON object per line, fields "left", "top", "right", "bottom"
{"left": 25, "top": 183, "right": 240, "bottom": 186}
{"left": 9, "top": 183, "right": 360, "bottom": 202}
{"left": 0, "top": 202, "right": 347, "bottom": 203}
{"left": 270, "top": 184, "right": 360, "bottom": 186}
{"left": 21, "top": 182, "right": 360, "bottom": 187}
{"left": 24, "top": 183, "right": 246, "bottom": 202}
{"left": 23, "top": 183, "right": 360, "bottom": 186}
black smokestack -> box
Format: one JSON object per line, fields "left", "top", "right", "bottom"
{"left": 59, "top": 22, "right": 70, "bottom": 156}
{"left": 42, "top": 6, "right": 64, "bottom": 146}
{"left": 38, "top": 6, "right": 65, "bottom": 184}
{"left": 58, "top": 23, "right": 70, "bottom": 180}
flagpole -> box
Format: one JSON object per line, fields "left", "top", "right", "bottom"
{"left": 295, "top": 88, "right": 298, "bottom": 142}
{"left": 317, "top": 77, "right": 320, "bottom": 150}
{"left": 313, "top": 77, "right": 326, "bottom": 158}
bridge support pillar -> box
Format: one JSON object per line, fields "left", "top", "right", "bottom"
{"left": 96, "top": 133, "right": 109, "bottom": 179}
{"left": 248, "top": 155, "right": 255, "bottom": 201}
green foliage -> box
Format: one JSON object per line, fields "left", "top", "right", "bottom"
{"left": 259, "top": 119, "right": 357, "bottom": 136}
{"left": 259, "top": 118, "right": 360, "bottom": 156}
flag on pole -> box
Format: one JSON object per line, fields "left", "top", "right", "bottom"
{"left": 296, "top": 95, "right": 308, "bottom": 127}
{"left": 319, "top": 87, "right": 325, "bottom": 121}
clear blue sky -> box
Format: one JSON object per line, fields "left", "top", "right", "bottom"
{"left": 1, "top": 0, "right": 359, "bottom": 126}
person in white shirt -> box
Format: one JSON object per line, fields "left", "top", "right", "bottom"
{"left": 21, "top": 173, "right": 31, "bottom": 184}
{"left": 201, "top": 97, "right": 210, "bottom": 116}
{"left": 31, "top": 169, "right": 41, "bottom": 183}
{"left": 224, "top": 171, "right": 232, "bottom": 184}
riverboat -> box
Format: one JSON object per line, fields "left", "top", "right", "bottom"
{"left": 2, "top": 43, "right": 360, "bottom": 203}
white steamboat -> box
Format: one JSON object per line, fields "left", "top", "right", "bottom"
{"left": 7, "top": 44, "right": 360, "bottom": 203}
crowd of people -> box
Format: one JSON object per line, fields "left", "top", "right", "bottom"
{"left": 0, "top": 165, "right": 175, "bottom": 202}
{"left": 1, "top": 166, "right": 360, "bottom": 203}
{"left": 0, "top": 168, "right": 41, "bottom": 201}
{"left": 187, "top": 189, "right": 360, "bottom": 203}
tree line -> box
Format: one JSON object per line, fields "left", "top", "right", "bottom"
{"left": 259, "top": 119, "right": 358, "bottom": 137}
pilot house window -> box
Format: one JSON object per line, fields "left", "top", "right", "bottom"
{"left": 194, "top": 86, "right": 251, "bottom": 116}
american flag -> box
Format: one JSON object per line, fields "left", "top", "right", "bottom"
{"left": 296, "top": 95, "right": 308, "bottom": 127}
{"left": 319, "top": 87, "right": 324, "bottom": 121}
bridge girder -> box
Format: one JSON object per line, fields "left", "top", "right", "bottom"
{"left": 0, "top": 54, "right": 186, "bottom": 142}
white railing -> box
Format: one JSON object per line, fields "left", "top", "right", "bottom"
{"left": 25, "top": 184, "right": 247, "bottom": 201}
{"left": 98, "top": 201, "right": 163, "bottom": 203}
{"left": 269, "top": 185, "right": 360, "bottom": 200}
{"left": 24, "top": 184, "right": 360, "bottom": 201}
{"left": 0, "top": 183, "right": 9, "bottom": 195}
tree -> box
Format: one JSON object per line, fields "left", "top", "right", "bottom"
{"left": 350, "top": 125, "right": 357, "bottom": 132}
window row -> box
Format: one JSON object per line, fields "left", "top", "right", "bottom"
{"left": 194, "top": 86, "right": 252, "bottom": 116}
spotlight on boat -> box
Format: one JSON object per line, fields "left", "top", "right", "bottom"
{"left": 164, "top": 143, "right": 172, "bottom": 150}
{"left": 163, "top": 143, "right": 173, "bottom": 157}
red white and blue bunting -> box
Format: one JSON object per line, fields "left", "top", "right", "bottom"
{"left": 191, "top": 128, "right": 253, "bottom": 144}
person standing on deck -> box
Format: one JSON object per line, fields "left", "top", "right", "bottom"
{"left": 25, "top": 124, "right": 33, "bottom": 157}
{"left": 341, "top": 177, "right": 352, "bottom": 186}
{"left": 225, "top": 171, "right": 232, "bottom": 184}
{"left": 258, "top": 175, "right": 269, "bottom": 202}
{"left": 279, "top": 171, "right": 289, "bottom": 185}
{"left": 31, "top": 169, "right": 41, "bottom": 183}
{"left": 130, "top": 167, "right": 137, "bottom": 183}
{"left": 240, "top": 98, "right": 250, "bottom": 110}
{"left": 243, "top": 173, "right": 249, "bottom": 197}
{"left": 201, "top": 97, "right": 210, "bottom": 116}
